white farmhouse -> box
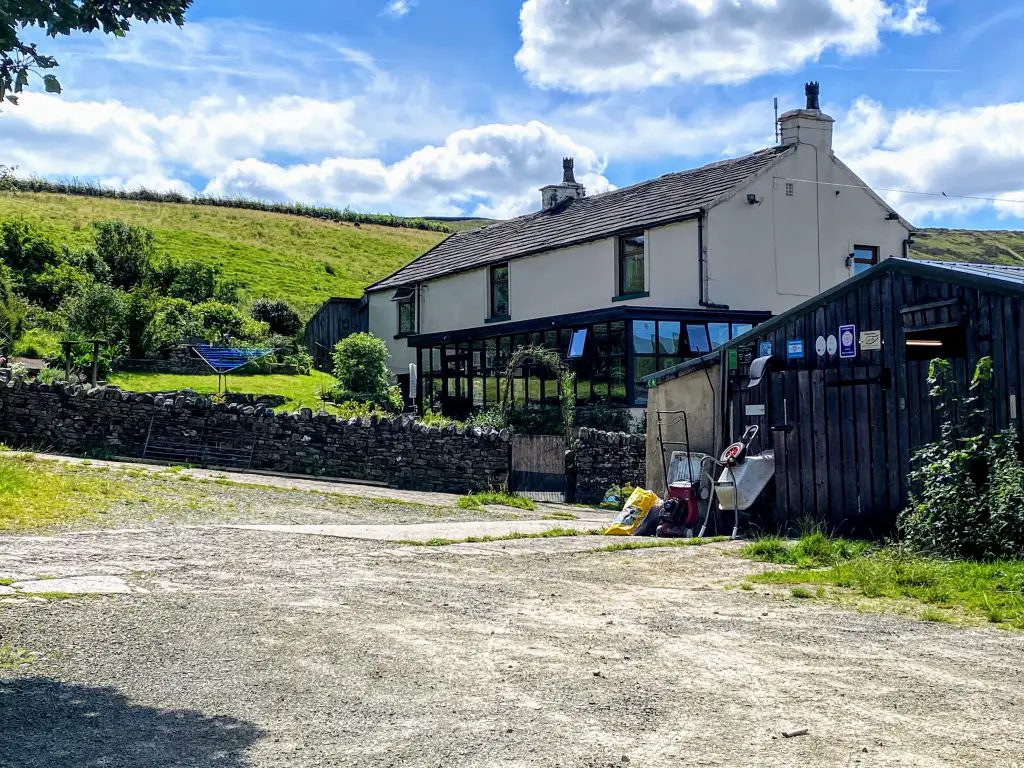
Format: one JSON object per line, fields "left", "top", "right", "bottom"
{"left": 365, "top": 83, "right": 912, "bottom": 417}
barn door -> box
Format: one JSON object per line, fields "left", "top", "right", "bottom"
{"left": 769, "top": 367, "right": 893, "bottom": 536}
{"left": 510, "top": 434, "right": 566, "bottom": 502}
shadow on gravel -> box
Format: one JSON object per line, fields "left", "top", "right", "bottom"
{"left": 0, "top": 677, "right": 263, "bottom": 767}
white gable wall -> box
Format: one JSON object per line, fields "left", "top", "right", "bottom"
{"left": 705, "top": 144, "right": 909, "bottom": 313}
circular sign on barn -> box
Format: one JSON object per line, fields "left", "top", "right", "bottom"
{"left": 815, "top": 336, "right": 827, "bottom": 356}
{"left": 827, "top": 334, "right": 838, "bottom": 356}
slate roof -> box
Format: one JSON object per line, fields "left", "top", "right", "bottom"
{"left": 912, "top": 259, "right": 1024, "bottom": 288}
{"left": 368, "top": 145, "right": 793, "bottom": 292}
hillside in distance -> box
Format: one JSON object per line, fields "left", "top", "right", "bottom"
{"left": 0, "top": 192, "right": 447, "bottom": 315}
{"left": 911, "top": 229, "right": 1024, "bottom": 265}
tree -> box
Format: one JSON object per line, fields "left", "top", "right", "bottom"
{"left": 1, "top": 1, "right": 192, "bottom": 105}
{"left": 60, "top": 281, "right": 127, "bottom": 342}
{"left": 251, "top": 298, "right": 302, "bottom": 337}
{"left": 93, "top": 220, "right": 154, "bottom": 290}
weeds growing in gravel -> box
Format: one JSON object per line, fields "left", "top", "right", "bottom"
{"left": 0, "top": 643, "right": 36, "bottom": 669}
{"left": 598, "top": 536, "right": 730, "bottom": 552}
{"left": 403, "top": 526, "right": 596, "bottom": 546}
{"left": 741, "top": 532, "right": 873, "bottom": 568}
{"left": 458, "top": 492, "right": 536, "bottom": 511}
{"left": 541, "top": 511, "right": 578, "bottom": 521}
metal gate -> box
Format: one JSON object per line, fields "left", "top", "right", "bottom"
{"left": 510, "top": 434, "right": 566, "bottom": 502}
{"left": 142, "top": 413, "right": 260, "bottom": 470}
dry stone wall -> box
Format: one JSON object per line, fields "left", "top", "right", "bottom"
{"left": 0, "top": 381, "right": 646, "bottom": 500}
{"left": 0, "top": 380, "right": 510, "bottom": 494}
{"left": 574, "top": 428, "right": 647, "bottom": 505}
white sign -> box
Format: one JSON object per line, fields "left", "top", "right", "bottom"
{"left": 815, "top": 336, "right": 827, "bottom": 357}
{"left": 826, "top": 335, "right": 838, "bottom": 356}
{"left": 745, "top": 404, "right": 766, "bottom": 416}
{"left": 408, "top": 363, "right": 418, "bottom": 399}
{"left": 860, "top": 330, "right": 882, "bottom": 351}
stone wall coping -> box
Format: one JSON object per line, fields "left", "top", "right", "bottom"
{"left": 5, "top": 380, "right": 510, "bottom": 442}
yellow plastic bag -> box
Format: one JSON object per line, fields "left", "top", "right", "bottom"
{"left": 604, "top": 488, "right": 661, "bottom": 536}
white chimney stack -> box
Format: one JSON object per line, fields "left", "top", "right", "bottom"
{"left": 778, "top": 81, "right": 834, "bottom": 153}
{"left": 540, "top": 157, "right": 586, "bottom": 211}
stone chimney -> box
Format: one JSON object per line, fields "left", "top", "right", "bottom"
{"left": 778, "top": 81, "right": 834, "bottom": 152}
{"left": 540, "top": 157, "right": 586, "bottom": 211}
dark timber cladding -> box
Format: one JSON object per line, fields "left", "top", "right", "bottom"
{"left": 697, "top": 258, "right": 1024, "bottom": 536}
{"left": 303, "top": 298, "right": 367, "bottom": 369}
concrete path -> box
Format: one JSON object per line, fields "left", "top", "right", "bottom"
{"left": 225, "top": 517, "right": 608, "bottom": 542}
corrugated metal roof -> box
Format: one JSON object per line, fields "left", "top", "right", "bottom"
{"left": 368, "top": 145, "right": 793, "bottom": 291}
{"left": 912, "top": 259, "right": 1024, "bottom": 287}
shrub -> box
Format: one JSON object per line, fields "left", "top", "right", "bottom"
{"left": 0, "top": 266, "right": 27, "bottom": 350}
{"left": 13, "top": 327, "right": 61, "bottom": 359}
{"left": 26, "top": 262, "right": 93, "bottom": 310}
{"left": 196, "top": 300, "right": 249, "bottom": 341}
{"left": 37, "top": 366, "right": 69, "bottom": 385}
{"left": 899, "top": 357, "right": 1024, "bottom": 560}
{"left": 0, "top": 218, "right": 59, "bottom": 276}
{"left": 251, "top": 299, "right": 302, "bottom": 337}
{"left": 93, "top": 220, "right": 154, "bottom": 291}
{"left": 330, "top": 333, "right": 402, "bottom": 411}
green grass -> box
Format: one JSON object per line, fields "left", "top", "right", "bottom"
{"left": 741, "top": 532, "right": 873, "bottom": 568}
{"left": 106, "top": 371, "right": 338, "bottom": 412}
{"left": 598, "top": 536, "right": 730, "bottom": 552}
{"left": 457, "top": 492, "right": 536, "bottom": 511}
{"left": 0, "top": 643, "right": 36, "bottom": 669}
{"left": 403, "top": 527, "right": 597, "bottom": 547}
{"left": 0, "top": 454, "right": 138, "bottom": 531}
{"left": 911, "top": 229, "right": 1024, "bottom": 266}
{"left": 541, "top": 511, "right": 579, "bottom": 521}
{"left": 743, "top": 534, "right": 1024, "bottom": 630}
{"left": 0, "top": 192, "right": 446, "bottom": 314}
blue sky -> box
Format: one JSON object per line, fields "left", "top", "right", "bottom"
{"left": 4, "top": 0, "right": 1024, "bottom": 228}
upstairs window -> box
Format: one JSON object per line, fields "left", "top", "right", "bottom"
{"left": 852, "top": 245, "right": 879, "bottom": 275}
{"left": 393, "top": 287, "right": 416, "bottom": 335}
{"left": 618, "top": 232, "right": 646, "bottom": 296}
{"left": 490, "top": 263, "right": 510, "bottom": 319}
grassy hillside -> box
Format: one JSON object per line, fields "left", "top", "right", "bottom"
{"left": 0, "top": 192, "right": 446, "bottom": 315}
{"left": 912, "top": 229, "right": 1024, "bottom": 265}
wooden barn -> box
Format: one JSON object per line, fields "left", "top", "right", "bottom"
{"left": 646, "top": 258, "right": 1024, "bottom": 536}
{"left": 303, "top": 298, "right": 367, "bottom": 370}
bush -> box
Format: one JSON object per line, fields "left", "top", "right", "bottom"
{"left": 13, "top": 327, "right": 61, "bottom": 359}
{"left": 0, "top": 266, "right": 27, "bottom": 350}
{"left": 899, "top": 357, "right": 1024, "bottom": 560}
{"left": 330, "top": 333, "right": 402, "bottom": 411}
{"left": 196, "top": 300, "right": 251, "bottom": 341}
{"left": 93, "top": 220, "right": 154, "bottom": 291}
{"left": 251, "top": 299, "right": 302, "bottom": 337}
{"left": 26, "top": 262, "right": 93, "bottom": 310}
{"left": 0, "top": 218, "right": 59, "bottom": 276}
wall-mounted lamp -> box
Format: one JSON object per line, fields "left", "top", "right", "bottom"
{"left": 846, "top": 253, "right": 855, "bottom": 269}
{"left": 746, "top": 193, "right": 761, "bottom": 205}
{"left": 886, "top": 211, "right": 900, "bottom": 220}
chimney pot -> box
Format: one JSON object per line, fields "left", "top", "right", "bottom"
{"left": 805, "top": 81, "right": 821, "bottom": 111}
{"left": 540, "top": 156, "right": 586, "bottom": 211}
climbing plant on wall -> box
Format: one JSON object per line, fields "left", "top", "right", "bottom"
{"left": 500, "top": 344, "right": 576, "bottom": 445}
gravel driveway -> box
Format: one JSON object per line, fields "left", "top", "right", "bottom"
{"left": 1, "top": 465, "right": 1023, "bottom": 767}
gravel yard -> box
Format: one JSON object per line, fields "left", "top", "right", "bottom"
{"left": 2, "top": 460, "right": 1023, "bottom": 767}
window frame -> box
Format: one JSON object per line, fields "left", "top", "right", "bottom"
{"left": 489, "top": 263, "right": 511, "bottom": 321}
{"left": 851, "top": 244, "right": 879, "bottom": 275}
{"left": 393, "top": 287, "right": 416, "bottom": 337}
{"left": 617, "top": 231, "right": 647, "bottom": 298}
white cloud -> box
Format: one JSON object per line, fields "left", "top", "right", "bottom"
{"left": 837, "top": 98, "right": 1024, "bottom": 223}
{"left": 204, "top": 121, "right": 611, "bottom": 217}
{"left": 515, "top": 0, "right": 938, "bottom": 92}
{"left": 385, "top": 0, "right": 415, "bottom": 18}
